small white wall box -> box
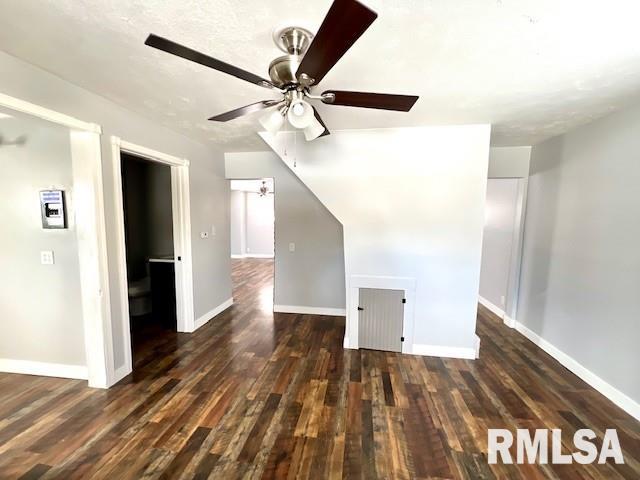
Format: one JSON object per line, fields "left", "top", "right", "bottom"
{"left": 40, "top": 190, "right": 67, "bottom": 229}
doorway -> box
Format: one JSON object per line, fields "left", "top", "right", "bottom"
{"left": 120, "top": 153, "right": 176, "bottom": 362}
{"left": 229, "top": 178, "right": 275, "bottom": 312}
{"left": 230, "top": 179, "right": 275, "bottom": 259}
{"left": 111, "top": 137, "right": 194, "bottom": 380}
{"left": 479, "top": 177, "right": 527, "bottom": 327}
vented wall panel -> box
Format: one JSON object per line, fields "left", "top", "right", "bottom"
{"left": 358, "top": 288, "right": 404, "bottom": 353}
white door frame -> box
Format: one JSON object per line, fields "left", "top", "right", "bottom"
{"left": 110, "top": 136, "right": 195, "bottom": 380}
{"left": 0, "top": 92, "right": 113, "bottom": 388}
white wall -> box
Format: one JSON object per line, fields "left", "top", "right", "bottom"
{"left": 0, "top": 51, "right": 231, "bottom": 375}
{"left": 230, "top": 190, "right": 246, "bottom": 256}
{"left": 479, "top": 178, "right": 520, "bottom": 313}
{"left": 226, "top": 152, "right": 345, "bottom": 311}
{"left": 0, "top": 113, "right": 87, "bottom": 367}
{"left": 519, "top": 100, "right": 640, "bottom": 415}
{"left": 245, "top": 192, "right": 274, "bottom": 257}
{"left": 261, "top": 125, "right": 491, "bottom": 356}
{"left": 488, "top": 146, "right": 531, "bottom": 178}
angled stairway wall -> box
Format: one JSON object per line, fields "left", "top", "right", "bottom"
{"left": 260, "top": 125, "right": 491, "bottom": 358}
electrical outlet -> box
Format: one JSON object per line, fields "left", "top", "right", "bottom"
{"left": 500, "top": 295, "right": 505, "bottom": 306}
{"left": 40, "top": 250, "right": 54, "bottom": 265}
{"left": 289, "top": 242, "right": 296, "bottom": 252}
{"left": 211, "top": 225, "right": 216, "bottom": 236}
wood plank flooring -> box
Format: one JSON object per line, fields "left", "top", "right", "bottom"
{"left": 0, "top": 258, "right": 638, "bottom": 479}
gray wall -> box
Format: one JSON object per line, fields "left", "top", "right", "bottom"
{"left": 226, "top": 151, "right": 345, "bottom": 310}
{"left": 0, "top": 51, "right": 231, "bottom": 371}
{"left": 0, "top": 113, "right": 86, "bottom": 366}
{"left": 479, "top": 178, "right": 520, "bottom": 311}
{"left": 121, "top": 154, "right": 173, "bottom": 281}
{"left": 519, "top": 101, "right": 640, "bottom": 404}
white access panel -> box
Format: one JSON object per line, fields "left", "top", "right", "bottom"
{"left": 358, "top": 288, "right": 404, "bottom": 353}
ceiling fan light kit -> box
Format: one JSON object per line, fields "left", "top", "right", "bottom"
{"left": 145, "top": 0, "right": 419, "bottom": 142}
{"left": 259, "top": 107, "right": 286, "bottom": 134}
{"left": 303, "top": 117, "right": 326, "bottom": 141}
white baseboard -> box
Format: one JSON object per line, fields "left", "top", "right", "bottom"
{"left": 231, "top": 253, "right": 274, "bottom": 259}
{"left": 412, "top": 344, "right": 477, "bottom": 360}
{"left": 503, "top": 315, "right": 516, "bottom": 328}
{"left": 112, "top": 364, "right": 131, "bottom": 385}
{"left": 475, "top": 334, "right": 481, "bottom": 358}
{"left": 0, "top": 359, "right": 88, "bottom": 380}
{"left": 194, "top": 297, "right": 234, "bottom": 330}
{"left": 479, "top": 295, "right": 505, "bottom": 319}
{"left": 273, "top": 305, "right": 346, "bottom": 316}
{"left": 514, "top": 321, "right": 640, "bottom": 422}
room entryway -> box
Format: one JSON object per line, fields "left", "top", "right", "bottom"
{"left": 120, "top": 153, "right": 177, "bottom": 366}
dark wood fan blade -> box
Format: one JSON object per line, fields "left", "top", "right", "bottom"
{"left": 312, "top": 108, "right": 330, "bottom": 137}
{"left": 322, "top": 90, "right": 418, "bottom": 111}
{"left": 145, "top": 34, "right": 275, "bottom": 89}
{"left": 209, "top": 100, "right": 282, "bottom": 122}
{"left": 296, "top": 0, "right": 377, "bottom": 86}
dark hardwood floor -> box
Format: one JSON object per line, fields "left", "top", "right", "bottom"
{"left": 0, "top": 258, "right": 638, "bottom": 479}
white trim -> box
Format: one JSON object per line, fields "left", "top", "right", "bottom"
{"left": 0, "top": 359, "right": 88, "bottom": 380}
{"left": 194, "top": 298, "right": 234, "bottom": 330}
{"left": 348, "top": 275, "right": 416, "bottom": 354}
{"left": 273, "top": 305, "right": 346, "bottom": 316}
{"left": 231, "top": 253, "right": 274, "bottom": 259}
{"left": 110, "top": 136, "right": 195, "bottom": 384}
{"left": 118, "top": 139, "right": 189, "bottom": 167}
{"left": 475, "top": 334, "right": 481, "bottom": 358}
{"left": 479, "top": 295, "right": 505, "bottom": 319}
{"left": 412, "top": 344, "right": 477, "bottom": 360}
{"left": 170, "top": 162, "right": 195, "bottom": 333}
{"left": 112, "top": 364, "right": 130, "bottom": 385}
{"left": 504, "top": 178, "right": 529, "bottom": 320}
{"left": 514, "top": 321, "right": 640, "bottom": 422}
{"left": 503, "top": 315, "right": 516, "bottom": 328}
{"left": 0, "top": 92, "right": 101, "bottom": 133}
{"left": 70, "top": 130, "right": 113, "bottom": 389}
{"left": 109, "top": 137, "right": 133, "bottom": 382}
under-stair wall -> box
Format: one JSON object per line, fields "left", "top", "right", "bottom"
{"left": 260, "top": 125, "right": 491, "bottom": 358}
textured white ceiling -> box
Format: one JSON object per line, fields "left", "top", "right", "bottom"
{"left": 1, "top": 0, "right": 640, "bottom": 151}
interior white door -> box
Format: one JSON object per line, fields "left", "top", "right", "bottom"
{"left": 358, "top": 288, "right": 404, "bottom": 352}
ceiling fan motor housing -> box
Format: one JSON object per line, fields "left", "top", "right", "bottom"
{"left": 268, "top": 55, "right": 303, "bottom": 88}
{"left": 269, "top": 26, "right": 314, "bottom": 87}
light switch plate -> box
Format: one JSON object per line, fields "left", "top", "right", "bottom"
{"left": 289, "top": 242, "right": 295, "bottom": 252}
{"left": 41, "top": 250, "right": 54, "bottom": 265}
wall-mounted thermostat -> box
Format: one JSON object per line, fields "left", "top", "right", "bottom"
{"left": 40, "top": 190, "right": 67, "bottom": 229}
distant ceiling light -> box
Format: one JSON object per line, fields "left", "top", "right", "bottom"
{"left": 259, "top": 180, "right": 269, "bottom": 196}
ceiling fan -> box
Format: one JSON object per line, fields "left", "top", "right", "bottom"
{"left": 145, "top": 0, "right": 418, "bottom": 141}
